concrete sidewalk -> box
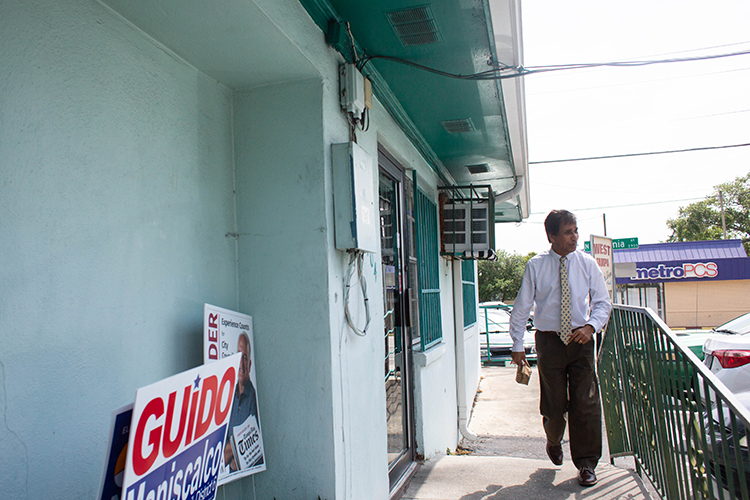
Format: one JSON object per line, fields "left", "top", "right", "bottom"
{"left": 401, "top": 366, "right": 657, "bottom": 500}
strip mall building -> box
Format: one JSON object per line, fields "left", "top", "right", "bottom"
{"left": 614, "top": 239, "right": 750, "bottom": 328}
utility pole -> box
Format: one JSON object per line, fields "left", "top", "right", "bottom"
{"left": 603, "top": 213, "right": 607, "bottom": 236}
{"left": 719, "top": 190, "right": 727, "bottom": 239}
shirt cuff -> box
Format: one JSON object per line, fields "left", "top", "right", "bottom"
{"left": 585, "top": 321, "right": 602, "bottom": 333}
{"left": 512, "top": 338, "right": 525, "bottom": 352}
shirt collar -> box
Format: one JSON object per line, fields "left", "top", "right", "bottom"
{"left": 550, "top": 248, "right": 575, "bottom": 261}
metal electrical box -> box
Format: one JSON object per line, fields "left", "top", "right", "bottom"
{"left": 332, "top": 142, "right": 378, "bottom": 253}
{"left": 339, "top": 64, "right": 366, "bottom": 116}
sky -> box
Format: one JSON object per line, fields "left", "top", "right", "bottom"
{"left": 496, "top": 0, "right": 750, "bottom": 255}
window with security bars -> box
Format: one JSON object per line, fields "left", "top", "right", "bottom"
{"left": 461, "top": 260, "right": 477, "bottom": 327}
{"left": 415, "top": 187, "right": 442, "bottom": 350}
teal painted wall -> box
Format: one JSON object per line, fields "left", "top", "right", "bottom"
{"left": 0, "top": 0, "right": 473, "bottom": 498}
{"left": 232, "top": 80, "right": 337, "bottom": 499}
{"left": 0, "top": 1, "right": 237, "bottom": 497}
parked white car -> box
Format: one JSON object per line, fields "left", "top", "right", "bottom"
{"left": 703, "top": 389, "right": 750, "bottom": 495}
{"left": 478, "top": 302, "right": 535, "bottom": 363}
{"left": 704, "top": 331, "right": 750, "bottom": 395}
{"left": 679, "top": 312, "right": 750, "bottom": 361}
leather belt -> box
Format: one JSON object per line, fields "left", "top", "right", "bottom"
{"left": 537, "top": 330, "right": 558, "bottom": 335}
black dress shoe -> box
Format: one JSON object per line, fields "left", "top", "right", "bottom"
{"left": 545, "top": 442, "right": 563, "bottom": 466}
{"left": 578, "top": 467, "right": 597, "bottom": 487}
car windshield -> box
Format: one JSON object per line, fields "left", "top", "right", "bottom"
{"left": 714, "top": 312, "right": 750, "bottom": 335}
{"left": 478, "top": 307, "right": 511, "bottom": 333}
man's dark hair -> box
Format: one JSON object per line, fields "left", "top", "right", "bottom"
{"left": 544, "top": 210, "right": 577, "bottom": 242}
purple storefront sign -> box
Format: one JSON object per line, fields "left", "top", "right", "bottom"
{"left": 616, "top": 257, "right": 750, "bottom": 285}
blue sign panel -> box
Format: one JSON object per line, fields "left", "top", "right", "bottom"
{"left": 615, "top": 257, "right": 750, "bottom": 285}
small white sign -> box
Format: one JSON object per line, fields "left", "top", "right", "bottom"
{"left": 589, "top": 235, "right": 614, "bottom": 301}
{"left": 232, "top": 415, "right": 263, "bottom": 470}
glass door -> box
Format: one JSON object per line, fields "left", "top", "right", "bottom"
{"left": 379, "top": 149, "right": 417, "bottom": 491}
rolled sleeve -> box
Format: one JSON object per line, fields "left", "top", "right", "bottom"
{"left": 586, "top": 260, "right": 612, "bottom": 332}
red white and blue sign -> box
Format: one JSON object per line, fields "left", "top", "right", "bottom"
{"left": 121, "top": 353, "right": 241, "bottom": 500}
{"left": 98, "top": 404, "right": 133, "bottom": 500}
{"left": 614, "top": 240, "right": 750, "bottom": 285}
{"left": 616, "top": 257, "right": 750, "bottom": 284}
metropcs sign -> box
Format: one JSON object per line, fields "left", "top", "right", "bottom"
{"left": 632, "top": 262, "right": 718, "bottom": 280}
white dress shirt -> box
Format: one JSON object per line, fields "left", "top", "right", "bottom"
{"left": 509, "top": 248, "right": 612, "bottom": 352}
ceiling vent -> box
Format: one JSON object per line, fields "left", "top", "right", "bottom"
{"left": 441, "top": 118, "right": 475, "bottom": 134}
{"left": 466, "top": 164, "right": 490, "bottom": 175}
{"left": 386, "top": 6, "right": 442, "bottom": 47}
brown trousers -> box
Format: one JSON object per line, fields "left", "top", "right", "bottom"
{"left": 535, "top": 330, "right": 602, "bottom": 470}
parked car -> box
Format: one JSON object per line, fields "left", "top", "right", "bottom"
{"left": 704, "top": 390, "right": 750, "bottom": 496}
{"left": 704, "top": 335, "right": 750, "bottom": 396}
{"left": 678, "top": 312, "right": 750, "bottom": 361}
{"left": 478, "top": 302, "right": 535, "bottom": 363}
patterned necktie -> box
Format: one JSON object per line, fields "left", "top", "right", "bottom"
{"left": 559, "top": 255, "right": 572, "bottom": 345}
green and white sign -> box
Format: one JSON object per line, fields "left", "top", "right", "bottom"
{"left": 584, "top": 237, "right": 638, "bottom": 252}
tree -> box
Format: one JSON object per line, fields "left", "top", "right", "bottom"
{"left": 477, "top": 250, "right": 536, "bottom": 303}
{"left": 667, "top": 172, "right": 750, "bottom": 250}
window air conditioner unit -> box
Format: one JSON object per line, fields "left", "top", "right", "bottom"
{"left": 440, "top": 201, "right": 493, "bottom": 254}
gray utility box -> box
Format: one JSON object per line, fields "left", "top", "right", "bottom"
{"left": 332, "top": 142, "right": 378, "bottom": 253}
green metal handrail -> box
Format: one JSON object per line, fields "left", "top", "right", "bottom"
{"left": 600, "top": 304, "right": 750, "bottom": 499}
{"left": 479, "top": 303, "right": 513, "bottom": 364}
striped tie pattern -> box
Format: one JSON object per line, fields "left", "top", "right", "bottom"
{"left": 559, "top": 255, "right": 572, "bottom": 345}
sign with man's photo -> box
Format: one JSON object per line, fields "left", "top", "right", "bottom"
{"left": 203, "top": 304, "right": 266, "bottom": 485}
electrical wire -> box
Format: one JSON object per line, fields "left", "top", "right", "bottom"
{"left": 528, "top": 197, "right": 706, "bottom": 216}
{"left": 357, "top": 107, "right": 370, "bottom": 132}
{"left": 529, "top": 142, "right": 750, "bottom": 165}
{"left": 356, "top": 48, "right": 750, "bottom": 81}
{"left": 344, "top": 250, "right": 370, "bottom": 336}
{"left": 532, "top": 109, "right": 750, "bottom": 142}
{"left": 528, "top": 67, "right": 750, "bottom": 96}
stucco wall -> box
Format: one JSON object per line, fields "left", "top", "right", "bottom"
{"left": 666, "top": 280, "right": 750, "bottom": 328}
{"left": 231, "top": 80, "right": 342, "bottom": 500}
{"left": 412, "top": 258, "right": 460, "bottom": 457}
{"left": 1, "top": 0, "right": 473, "bottom": 497}
{"left": 0, "top": 1, "right": 237, "bottom": 498}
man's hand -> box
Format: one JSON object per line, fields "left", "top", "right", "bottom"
{"left": 569, "top": 324, "right": 595, "bottom": 345}
{"left": 224, "top": 440, "right": 235, "bottom": 468}
{"left": 511, "top": 351, "right": 527, "bottom": 366}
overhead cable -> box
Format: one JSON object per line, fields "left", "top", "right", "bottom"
{"left": 529, "top": 197, "right": 706, "bottom": 215}
{"left": 529, "top": 142, "right": 750, "bottom": 165}
{"left": 357, "top": 48, "right": 750, "bottom": 81}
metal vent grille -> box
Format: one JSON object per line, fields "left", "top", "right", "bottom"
{"left": 386, "top": 6, "right": 442, "bottom": 47}
{"left": 466, "top": 164, "right": 490, "bottom": 174}
{"left": 441, "top": 118, "right": 475, "bottom": 134}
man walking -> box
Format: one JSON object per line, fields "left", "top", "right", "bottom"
{"left": 509, "top": 210, "right": 611, "bottom": 487}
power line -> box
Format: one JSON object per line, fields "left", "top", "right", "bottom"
{"left": 358, "top": 48, "right": 750, "bottom": 81}
{"left": 530, "top": 108, "right": 750, "bottom": 144}
{"left": 529, "top": 142, "right": 750, "bottom": 165}
{"left": 527, "top": 66, "right": 750, "bottom": 96}
{"left": 531, "top": 109, "right": 750, "bottom": 143}
{"left": 529, "top": 197, "right": 706, "bottom": 215}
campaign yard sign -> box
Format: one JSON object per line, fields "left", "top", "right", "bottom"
{"left": 98, "top": 404, "right": 133, "bottom": 500}
{"left": 203, "top": 304, "right": 266, "bottom": 484}
{"left": 121, "top": 353, "right": 241, "bottom": 500}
